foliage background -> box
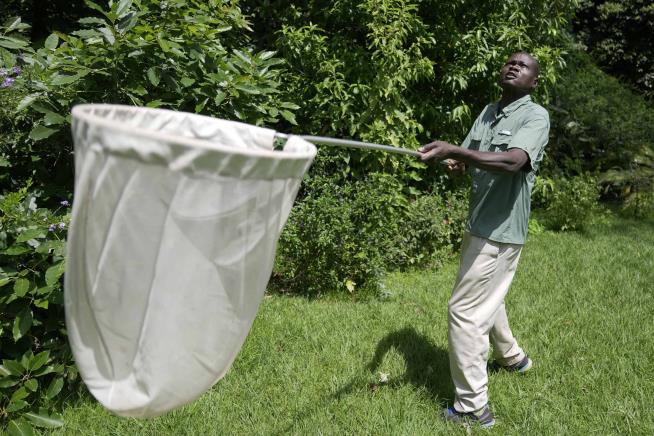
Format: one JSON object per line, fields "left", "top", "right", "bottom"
{"left": 573, "top": 0, "right": 654, "bottom": 101}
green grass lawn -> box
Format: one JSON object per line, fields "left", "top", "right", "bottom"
{"left": 51, "top": 214, "right": 654, "bottom": 435}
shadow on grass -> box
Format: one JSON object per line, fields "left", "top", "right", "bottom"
{"left": 335, "top": 327, "right": 453, "bottom": 404}
{"left": 272, "top": 328, "right": 452, "bottom": 435}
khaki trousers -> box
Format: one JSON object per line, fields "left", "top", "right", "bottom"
{"left": 448, "top": 233, "right": 526, "bottom": 413}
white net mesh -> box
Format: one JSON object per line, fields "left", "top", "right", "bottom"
{"left": 65, "top": 105, "right": 316, "bottom": 417}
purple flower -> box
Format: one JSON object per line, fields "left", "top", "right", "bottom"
{"left": 58, "top": 222, "right": 66, "bottom": 230}
{"left": 1, "top": 77, "right": 15, "bottom": 88}
{"left": 48, "top": 224, "right": 57, "bottom": 232}
{"left": 60, "top": 200, "right": 70, "bottom": 207}
{"left": 12, "top": 66, "right": 21, "bottom": 75}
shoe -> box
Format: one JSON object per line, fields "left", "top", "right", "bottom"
{"left": 443, "top": 404, "right": 495, "bottom": 428}
{"left": 488, "top": 355, "right": 533, "bottom": 373}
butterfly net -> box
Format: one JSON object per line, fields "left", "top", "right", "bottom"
{"left": 65, "top": 105, "right": 316, "bottom": 417}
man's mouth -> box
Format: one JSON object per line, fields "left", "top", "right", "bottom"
{"left": 505, "top": 73, "right": 517, "bottom": 79}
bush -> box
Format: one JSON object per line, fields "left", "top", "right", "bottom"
{"left": 546, "top": 49, "right": 654, "bottom": 209}
{"left": 393, "top": 187, "right": 468, "bottom": 269}
{"left": 533, "top": 174, "right": 600, "bottom": 231}
{"left": 0, "top": 184, "right": 73, "bottom": 434}
{"left": 573, "top": 0, "right": 654, "bottom": 100}
{"left": 272, "top": 171, "right": 470, "bottom": 297}
{"left": 1, "top": 1, "right": 297, "bottom": 194}
{"left": 273, "top": 173, "right": 409, "bottom": 297}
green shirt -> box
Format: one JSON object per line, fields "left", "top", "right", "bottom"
{"left": 460, "top": 94, "right": 550, "bottom": 245}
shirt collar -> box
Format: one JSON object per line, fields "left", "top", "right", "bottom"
{"left": 496, "top": 94, "right": 532, "bottom": 117}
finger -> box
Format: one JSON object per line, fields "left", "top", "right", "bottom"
{"left": 420, "top": 142, "right": 438, "bottom": 153}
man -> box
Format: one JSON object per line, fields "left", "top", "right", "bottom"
{"left": 418, "top": 52, "right": 550, "bottom": 428}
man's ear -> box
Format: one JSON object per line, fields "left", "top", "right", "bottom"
{"left": 531, "top": 76, "right": 539, "bottom": 90}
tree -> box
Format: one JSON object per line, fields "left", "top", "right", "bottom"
{"left": 573, "top": 0, "right": 654, "bottom": 100}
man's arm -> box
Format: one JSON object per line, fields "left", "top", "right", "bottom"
{"left": 418, "top": 141, "right": 529, "bottom": 174}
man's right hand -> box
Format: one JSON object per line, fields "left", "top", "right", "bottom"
{"left": 445, "top": 159, "right": 466, "bottom": 176}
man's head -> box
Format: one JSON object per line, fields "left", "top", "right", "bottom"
{"left": 499, "top": 52, "right": 539, "bottom": 94}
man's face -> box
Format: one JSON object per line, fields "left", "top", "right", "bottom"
{"left": 499, "top": 53, "right": 539, "bottom": 92}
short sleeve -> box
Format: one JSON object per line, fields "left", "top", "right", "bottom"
{"left": 508, "top": 114, "right": 550, "bottom": 171}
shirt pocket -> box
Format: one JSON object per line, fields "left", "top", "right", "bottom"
{"left": 490, "top": 136, "right": 510, "bottom": 152}
{"left": 468, "top": 135, "right": 483, "bottom": 151}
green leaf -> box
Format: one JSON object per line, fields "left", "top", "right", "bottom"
{"left": 6, "top": 17, "right": 22, "bottom": 33}
{"left": 29, "top": 125, "right": 57, "bottom": 140}
{"left": 10, "top": 386, "right": 29, "bottom": 402}
{"left": 233, "top": 84, "right": 262, "bottom": 95}
{"left": 0, "top": 36, "right": 29, "bottom": 49}
{"left": 116, "top": 12, "right": 138, "bottom": 34}
{"left": 78, "top": 17, "right": 107, "bottom": 25}
{"left": 116, "top": 0, "right": 133, "bottom": 17}
{"left": 147, "top": 67, "right": 160, "bottom": 87}
{"left": 29, "top": 351, "right": 50, "bottom": 371}
{"left": 0, "top": 364, "right": 11, "bottom": 376}
{"left": 32, "top": 365, "right": 56, "bottom": 377}
{"left": 1, "top": 359, "right": 24, "bottom": 375}
{"left": 7, "top": 399, "right": 29, "bottom": 412}
{"left": 195, "top": 98, "right": 209, "bottom": 113}
{"left": 156, "top": 34, "right": 170, "bottom": 52}
{"left": 31, "top": 102, "right": 57, "bottom": 114}
{"left": 13, "top": 278, "right": 30, "bottom": 297}
{"left": 280, "top": 110, "right": 297, "bottom": 125}
{"left": 71, "top": 29, "right": 102, "bottom": 39}
{"left": 214, "top": 91, "right": 226, "bottom": 106}
{"left": 127, "top": 49, "right": 144, "bottom": 58}
{"left": 84, "top": 0, "right": 109, "bottom": 17}
{"left": 13, "top": 307, "right": 33, "bottom": 341}
{"left": 43, "top": 111, "right": 67, "bottom": 126}
{"left": 7, "top": 419, "right": 35, "bottom": 436}
{"left": 258, "top": 51, "right": 277, "bottom": 61}
{"left": 233, "top": 49, "right": 252, "bottom": 66}
{"left": 24, "top": 412, "right": 64, "bottom": 429}
{"left": 0, "top": 377, "right": 20, "bottom": 388}
{"left": 145, "top": 99, "right": 165, "bottom": 108}
{"left": 45, "top": 377, "right": 64, "bottom": 400}
{"left": 33, "top": 299, "right": 49, "bottom": 309}
{"left": 44, "top": 33, "right": 59, "bottom": 50}
{"left": 16, "top": 228, "right": 46, "bottom": 243}
{"left": 4, "top": 245, "right": 31, "bottom": 255}
{"left": 98, "top": 27, "right": 115, "bottom": 45}
{"left": 20, "top": 350, "right": 33, "bottom": 369}
{"left": 45, "top": 261, "right": 65, "bottom": 286}
{"left": 16, "top": 94, "right": 41, "bottom": 112}
{"left": 35, "top": 240, "right": 65, "bottom": 255}
{"left": 24, "top": 378, "right": 39, "bottom": 392}
{"left": 180, "top": 77, "right": 195, "bottom": 87}
{"left": 50, "top": 73, "right": 81, "bottom": 86}
{"left": 280, "top": 102, "right": 300, "bottom": 110}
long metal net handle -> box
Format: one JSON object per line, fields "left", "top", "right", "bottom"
{"left": 275, "top": 133, "right": 420, "bottom": 158}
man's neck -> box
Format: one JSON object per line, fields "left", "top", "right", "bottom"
{"left": 499, "top": 90, "right": 530, "bottom": 111}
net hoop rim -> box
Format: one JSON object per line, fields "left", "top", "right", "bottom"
{"left": 71, "top": 104, "right": 316, "bottom": 160}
